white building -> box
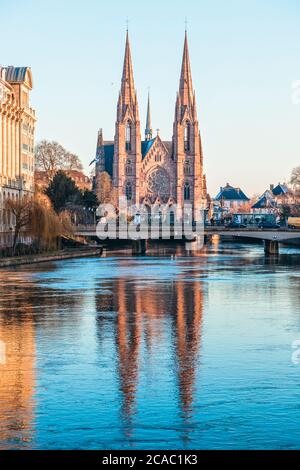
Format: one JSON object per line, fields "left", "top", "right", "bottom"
{"left": 0, "top": 66, "right": 36, "bottom": 246}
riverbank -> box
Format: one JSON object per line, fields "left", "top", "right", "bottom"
{"left": 0, "top": 246, "right": 103, "bottom": 268}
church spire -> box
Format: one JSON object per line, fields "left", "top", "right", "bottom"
{"left": 120, "top": 30, "right": 136, "bottom": 108}
{"left": 113, "top": 30, "right": 142, "bottom": 205}
{"left": 145, "top": 91, "right": 152, "bottom": 141}
{"left": 179, "top": 31, "right": 194, "bottom": 107}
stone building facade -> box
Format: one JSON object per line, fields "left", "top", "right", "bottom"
{"left": 35, "top": 170, "right": 91, "bottom": 192}
{"left": 0, "top": 66, "right": 36, "bottom": 246}
{"left": 95, "top": 32, "right": 207, "bottom": 220}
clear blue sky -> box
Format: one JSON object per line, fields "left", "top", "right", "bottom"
{"left": 1, "top": 0, "right": 300, "bottom": 196}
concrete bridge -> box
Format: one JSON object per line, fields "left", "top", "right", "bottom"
{"left": 204, "top": 227, "right": 300, "bottom": 254}
{"left": 74, "top": 225, "right": 300, "bottom": 255}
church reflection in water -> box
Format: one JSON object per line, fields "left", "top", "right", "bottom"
{"left": 0, "top": 263, "right": 204, "bottom": 448}
{"left": 95, "top": 275, "right": 204, "bottom": 436}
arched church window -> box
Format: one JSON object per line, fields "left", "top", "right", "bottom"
{"left": 125, "top": 182, "right": 133, "bottom": 201}
{"left": 126, "top": 121, "right": 132, "bottom": 151}
{"left": 184, "top": 182, "right": 191, "bottom": 200}
{"left": 125, "top": 165, "right": 132, "bottom": 175}
{"left": 184, "top": 161, "right": 191, "bottom": 175}
{"left": 184, "top": 121, "right": 191, "bottom": 152}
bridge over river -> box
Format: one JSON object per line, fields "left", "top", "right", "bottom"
{"left": 75, "top": 224, "right": 300, "bottom": 255}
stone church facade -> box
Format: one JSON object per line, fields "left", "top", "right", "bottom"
{"left": 95, "top": 32, "right": 207, "bottom": 219}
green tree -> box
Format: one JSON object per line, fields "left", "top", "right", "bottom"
{"left": 46, "top": 170, "right": 81, "bottom": 213}
{"left": 80, "top": 189, "right": 98, "bottom": 209}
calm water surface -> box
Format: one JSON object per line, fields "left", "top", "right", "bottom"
{"left": 1, "top": 242, "right": 300, "bottom": 450}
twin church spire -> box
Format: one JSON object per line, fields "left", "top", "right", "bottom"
{"left": 118, "top": 30, "right": 196, "bottom": 137}
{"left": 112, "top": 29, "right": 205, "bottom": 213}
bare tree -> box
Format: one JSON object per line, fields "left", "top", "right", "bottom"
{"left": 62, "top": 151, "right": 83, "bottom": 173}
{"left": 5, "top": 196, "right": 32, "bottom": 256}
{"left": 35, "top": 140, "right": 65, "bottom": 181}
{"left": 96, "top": 171, "right": 116, "bottom": 205}
{"left": 291, "top": 166, "right": 300, "bottom": 190}
{"left": 35, "top": 140, "right": 83, "bottom": 182}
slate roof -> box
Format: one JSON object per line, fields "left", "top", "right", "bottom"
{"left": 141, "top": 138, "right": 156, "bottom": 157}
{"left": 103, "top": 142, "right": 114, "bottom": 176}
{"left": 5, "top": 66, "right": 30, "bottom": 82}
{"left": 215, "top": 184, "right": 249, "bottom": 201}
{"left": 103, "top": 139, "right": 173, "bottom": 177}
{"left": 272, "top": 184, "right": 289, "bottom": 196}
{"left": 252, "top": 193, "right": 276, "bottom": 209}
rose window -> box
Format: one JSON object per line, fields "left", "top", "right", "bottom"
{"left": 147, "top": 167, "right": 170, "bottom": 199}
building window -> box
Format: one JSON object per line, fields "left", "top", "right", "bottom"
{"left": 126, "top": 182, "right": 133, "bottom": 201}
{"left": 184, "top": 182, "right": 191, "bottom": 200}
{"left": 126, "top": 165, "right": 132, "bottom": 175}
{"left": 126, "top": 122, "right": 131, "bottom": 151}
{"left": 184, "top": 121, "right": 190, "bottom": 152}
{"left": 184, "top": 161, "right": 191, "bottom": 175}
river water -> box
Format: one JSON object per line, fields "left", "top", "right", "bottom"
{"left": 1, "top": 242, "right": 300, "bottom": 450}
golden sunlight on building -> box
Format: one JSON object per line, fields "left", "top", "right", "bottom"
{"left": 0, "top": 315, "right": 36, "bottom": 448}
{"left": 0, "top": 66, "right": 36, "bottom": 246}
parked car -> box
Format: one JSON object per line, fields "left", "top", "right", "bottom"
{"left": 226, "top": 222, "right": 247, "bottom": 229}
{"left": 258, "top": 221, "right": 280, "bottom": 229}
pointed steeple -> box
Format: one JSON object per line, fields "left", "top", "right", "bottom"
{"left": 179, "top": 31, "right": 194, "bottom": 107}
{"left": 96, "top": 128, "right": 103, "bottom": 158}
{"left": 113, "top": 30, "right": 142, "bottom": 205}
{"left": 145, "top": 91, "right": 152, "bottom": 141}
{"left": 94, "top": 128, "right": 104, "bottom": 172}
{"left": 120, "top": 30, "right": 136, "bottom": 108}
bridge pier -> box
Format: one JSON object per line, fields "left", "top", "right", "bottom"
{"left": 132, "top": 239, "right": 147, "bottom": 255}
{"left": 264, "top": 240, "right": 279, "bottom": 256}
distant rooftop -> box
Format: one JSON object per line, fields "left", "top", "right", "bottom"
{"left": 3, "top": 66, "right": 33, "bottom": 89}
{"left": 271, "top": 183, "right": 289, "bottom": 196}
{"left": 215, "top": 183, "right": 249, "bottom": 201}
{"left": 252, "top": 190, "right": 276, "bottom": 209}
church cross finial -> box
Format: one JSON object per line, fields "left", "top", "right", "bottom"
{"left": 185, "top": 17, "right": 188, "bottom": 32}
{"left": 126, "top": 17, "right": 129, "bottom": 32}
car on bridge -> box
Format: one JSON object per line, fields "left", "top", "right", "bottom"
{"left": 226, "top": 221, "right": 247, "bottom": 229}
{"left": 258, "top": 221, "right": 281, "bottom": 229}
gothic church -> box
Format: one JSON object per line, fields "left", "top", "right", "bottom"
{"left": 95, "top": 31, "right": 207, "bottom": 218}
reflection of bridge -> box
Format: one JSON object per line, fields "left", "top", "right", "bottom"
{"left": 75, "top": 225, "right": 300, "bottom": 255}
